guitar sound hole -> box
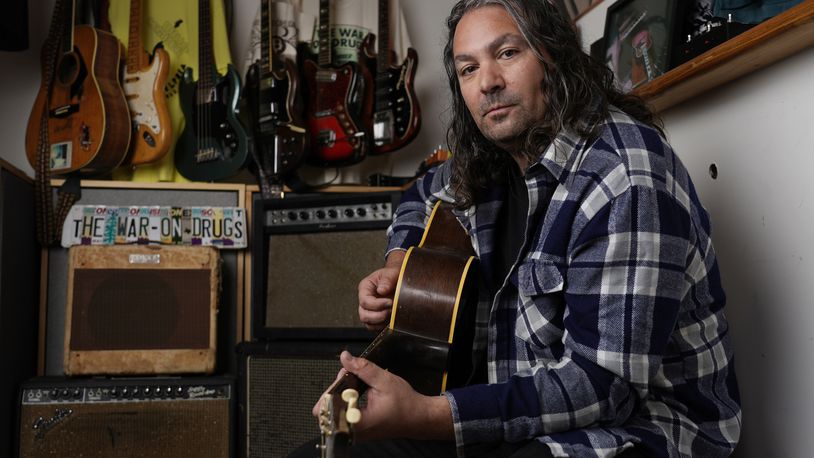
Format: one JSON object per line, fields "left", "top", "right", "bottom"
{"left": 56, "top": 53, "right": 80, "bottom": 86}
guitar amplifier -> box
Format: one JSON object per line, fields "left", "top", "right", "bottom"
{"left": 64, "top": 245, "right": 220, "bottom": 375}
{"left": 238, "top": 340, "right": 368, "bottom": 458}
{"left": 251, "top": 191, "right": 400, "bottom": 340}
{"left": 16, "top": 376, "right": 234, "bottom": 458}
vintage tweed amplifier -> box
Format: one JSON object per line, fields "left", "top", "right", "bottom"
{"left": 17, "top": 376, "right": 234, "bottom": 458}
{"left": 64, "top": 245, "right": 220, "bottom": 375}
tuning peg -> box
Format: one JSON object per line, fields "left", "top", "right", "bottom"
{"left": 341, "top": 389, "right": 361, "bottom": 424}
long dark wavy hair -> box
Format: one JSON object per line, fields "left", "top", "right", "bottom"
{"left": 443, "top": 0, "right": 662, "bottom": 208}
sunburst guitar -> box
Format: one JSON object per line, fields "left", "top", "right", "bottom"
{"left": 121, "top": 0, "right": 172, "bottom": 166}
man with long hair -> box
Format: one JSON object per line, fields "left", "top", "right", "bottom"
{"left": 319, "top": 1, "right": 742, "bottom": 456}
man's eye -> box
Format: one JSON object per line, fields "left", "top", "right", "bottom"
{"left": 459, "top": 66, "right": 476, "bottom": 75}
{"left": 501, "top": 49, "right": 518, "bottom": 58}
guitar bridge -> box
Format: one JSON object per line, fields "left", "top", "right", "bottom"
{"left": 318, "top": 130, "right": 337, "bottom": 147}
{"left": 316, "top": 70, "right": 338, "bottom": 83}
{"left": 195, "top": 147, "right": 221, "bottom": 163}
{"left": 373, "top": 111, "right": 394, "bottom": 145}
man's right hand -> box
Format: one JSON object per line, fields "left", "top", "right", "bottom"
{"left": 358, "top": 250, "right": 406, "bottom": 331}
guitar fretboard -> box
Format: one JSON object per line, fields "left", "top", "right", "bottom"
{"left": 126, "top": 0, "right": 144, "bottom": 73}
{"left": 197, "top": 0, "right": 215, "bottom": 103}
{"left": 318, "top": 0, "right": 331, "bottom": 67}
{"left": 377, "top": 0, "right": 390, "bottom": 73}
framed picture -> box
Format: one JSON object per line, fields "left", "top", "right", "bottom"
{"left": 603, "top": 0, "right": 684, "bottom": 92}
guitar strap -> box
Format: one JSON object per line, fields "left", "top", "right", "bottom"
{"left": 34, "top": 0, "right": 82, "bottom": 247}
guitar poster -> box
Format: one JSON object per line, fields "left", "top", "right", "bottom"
{"left": 61, "top": 205, "right": 246, "bottom": 249}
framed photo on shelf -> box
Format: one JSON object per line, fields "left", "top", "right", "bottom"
{"left": 603, "top": 0, "right": 684, "bottom": 92}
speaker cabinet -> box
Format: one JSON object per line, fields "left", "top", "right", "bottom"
{"left": 44, "top": 181, "right": 245, "bottom": 376}
{"left": 64, "top": 245, "right": 220, "bottom": 375}
{"left": 17, "top": 376, "right": 234, "bottom": 458}
{"left": 238, "top": 341, "right": 368, "bottom": 458}
{"left": 0, "top": 160, "right": 39, "bottom": 458}
{"left": 251, "top": 192, "right": 400, "bottom": 340}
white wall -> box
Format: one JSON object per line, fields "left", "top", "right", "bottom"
{"left": 577, "top": 5, "right": 812, "bottom": 457}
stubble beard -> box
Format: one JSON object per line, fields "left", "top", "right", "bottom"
{"left": 479, "top": 106, "right": 536, "bottom": 153}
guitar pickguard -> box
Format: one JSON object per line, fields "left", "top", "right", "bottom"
{"left": 123, "top": 63, "right": 164, "bottom": 135}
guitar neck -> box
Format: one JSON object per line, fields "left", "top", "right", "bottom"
{"left": 377, "top": 0, "right": 390, "bottom": 73}
{"left": 260, "top": 0, "right": 272, "bottom": 75}
{"left": 60, "top": 0, "right": 76, "bottom": 55}
{"left": 126, "top": 0, "right": 145, "bottom": 72}
{"left": 198, "top": 0, "right": 216, "bottom": 99}
{"left": 318, "top": 0, "right": 331, "bottom": 67}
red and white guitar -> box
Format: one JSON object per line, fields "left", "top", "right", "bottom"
{"left": 121, "top": 0, "right": 172, "bottom": 166}
{"left": 302, "top": 0, "right": 373, "bottom": 167}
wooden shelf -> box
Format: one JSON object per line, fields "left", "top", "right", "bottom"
{"left": 634, "top": 0, "right": 814, "bottom": 112}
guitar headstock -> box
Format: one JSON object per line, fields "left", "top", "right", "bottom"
{"left": 317, "top": 382, "right": 362, "bottom": 458}
{"left": 415, "top": 146, "right": 451, "bottom": 177}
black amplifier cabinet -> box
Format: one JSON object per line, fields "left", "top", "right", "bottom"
{"left": 238, "top": 341, "right": 369, "bottom": 458}
{"left": 17, "top": 376, "right": 235, "bottom": 458}
{"left": 251, "top": 191, "right": 401, "bottom": 341}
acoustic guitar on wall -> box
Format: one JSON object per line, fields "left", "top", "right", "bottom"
{"left": 175, "top": 0, "right": 248, "bottom": 181}
{"left": 25, "top": 0, "right": 131, "bottom": 175}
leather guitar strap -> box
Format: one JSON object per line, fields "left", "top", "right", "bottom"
{"left": 34, "top": 0, "right": 82, "bottom": 247}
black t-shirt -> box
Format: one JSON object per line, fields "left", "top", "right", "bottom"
{"left": 492, "top": 164, "right": 530, "bottom": 289}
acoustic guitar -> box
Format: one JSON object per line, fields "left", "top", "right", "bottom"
{"left": 302, "top": 0, "right": 373, "bottom": 167}
{"left": 25, "top": 0, "right": 131, "bottom": 175}
{"left": 318, "top": 201, "right": 479, "bottom": 458}
{"left": 244, "top": 0, "right": 308, "bottom": 198}
{"left": 175, "top": 0, "right": 249, "bottom": 181}
{"left": 121, "top": 0, "right": 172, "bottom": 166}
{"left": 364, "top": 0, "right": 421, "bottom": 155}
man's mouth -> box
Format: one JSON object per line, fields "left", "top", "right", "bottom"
{"left": 483, "top": 105, "right": 513, "bottom": 117}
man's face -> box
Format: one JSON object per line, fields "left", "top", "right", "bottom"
{"left": 452, "top": 5, "right": 548, "bottom": 152}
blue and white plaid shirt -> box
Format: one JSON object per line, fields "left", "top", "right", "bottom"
{"left": 385, "top": 109, "right": 741, "bottom": 457}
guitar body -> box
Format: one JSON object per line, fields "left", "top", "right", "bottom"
{"left": 367, "top": 47, "right": 422, "bottom": 155}
{"left": 122, "top": 46, "right": 172, "bottom": 165}
{"left": 25, "top": 25, "right": 131, "bottom": 175}
{"left": 245, "top": 58, "right": 308, "bottom": 176}
{"left": 175, "top": 64, "right": 249, "bottom": 181}
{"left": 319, "top": 203, "right": 478, "bottom": 458}
{"left": 302, "top": 58, "right": 372, "bottom": 167}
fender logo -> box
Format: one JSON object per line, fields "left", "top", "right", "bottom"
{"left": 33, "top": 408, "right": 73, "bottom": 440}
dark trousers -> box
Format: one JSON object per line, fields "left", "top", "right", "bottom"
{"left": 289, "top": 437, "right": 651, "bottom": 457}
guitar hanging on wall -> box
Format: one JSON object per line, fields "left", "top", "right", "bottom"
{"left": 244, "top": 0, "right": 308, "bottom": 198}
{"left": 25, "top": 0, "right": 131, "bottom": 175}
{"left": 175, "top": 0, "right": 248, "bottom": 181}
{"left": 121, "top": 0, "right": 173, "bottom": 166}
{"left": 301, "top": 0, "right": 373, "bottom": 167}
{"left": 364, "top": 0, "right": 421, "bottom": 155}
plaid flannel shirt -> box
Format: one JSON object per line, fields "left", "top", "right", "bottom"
{"left": 385, "top": 110, "right": 741, "bottom": 457}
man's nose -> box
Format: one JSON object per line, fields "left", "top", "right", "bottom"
{"left": 479, "top": 62, "right": 505, "bottom": 94}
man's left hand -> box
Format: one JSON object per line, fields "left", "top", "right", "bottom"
{"left": 337, "top": 351, "right": 456, "bottom": 442}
